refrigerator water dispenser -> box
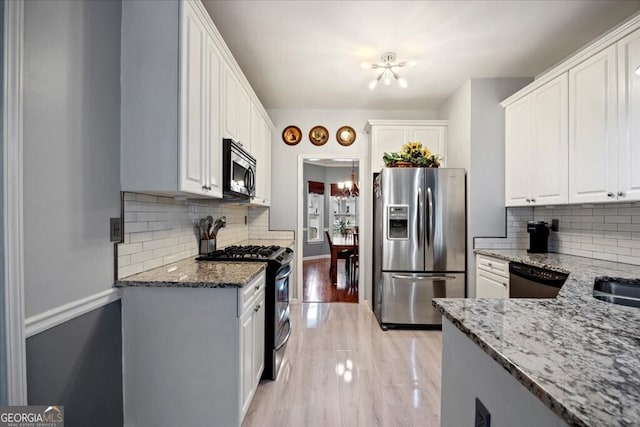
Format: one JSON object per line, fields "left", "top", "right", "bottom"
{"left": 387, "top": 206, "right": 409, "bottom": 239}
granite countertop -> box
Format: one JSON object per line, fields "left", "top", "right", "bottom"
{"left": 434, "top": 249, "right": 640, "bottom": 427}
{"left": 115, "top": 257, "right": 267, "bottom": 288}
{"left": 115, "top": 239, "right": 292, "bottom": 288}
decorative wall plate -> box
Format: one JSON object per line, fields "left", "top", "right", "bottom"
{"left": 336, "top": 126, "right": 356, "bottom": 146}
{"left": 282, "top": 125, "right": 302, "bottom": 145}
{"left": 309, "top": 126, "right": 329, "bottom": 146}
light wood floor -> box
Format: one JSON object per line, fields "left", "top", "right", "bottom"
{"left": 242, "top": 303, "right": 442, "bottom": 427}
{"left": 303, "top": 258, "right": 358, "bottom": 303}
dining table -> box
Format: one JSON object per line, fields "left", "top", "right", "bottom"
{"left": 327, "top": 233, "right": 358, "bottom": 284}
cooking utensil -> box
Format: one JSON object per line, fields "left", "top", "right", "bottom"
{"left": 206, "top": 215, "right": 214, "bottom": 239}
{"left": 211, "top": 216, "right": 226, "bottom": 238}
{"left": 199, "top": 218, "right": 208, "bottom": 239}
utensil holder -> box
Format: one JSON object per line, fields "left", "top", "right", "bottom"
{"left": 200, "top": 238, "right": 216, "bottom": 255}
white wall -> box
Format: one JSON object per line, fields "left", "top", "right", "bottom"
{"left": 438, "top": 78, "right": 531, "bottom": 297}
{"left": 22, "top": 0, "right": 122, "bottom": 318}
{"left": 267, "top": 108, "right": 437, "bottom": 301}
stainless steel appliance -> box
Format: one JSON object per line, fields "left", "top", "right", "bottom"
{"left": 223, "top": 139, "right": 256, "bottom": 200}
{"left": 373, "top": 168, "right": 466, "bottom": 328}
{"left": 198, "top": 245, "right": 293, "bottom": 380}
{"left": 527, "top": 221, "right": 550, "bottom": 253}
{"left": 509, "top": 262, "right": 567, "bottom": 298}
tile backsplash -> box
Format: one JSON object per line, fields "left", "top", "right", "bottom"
{"left": 117, "top": 193, "right": 293, "bottom": 279}
{"left": 475, "top": 202, "right": 640, "bottom": 266}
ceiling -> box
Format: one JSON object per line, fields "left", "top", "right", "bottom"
{"left": 202, "top": 0, "right": 640, "bottom": 110}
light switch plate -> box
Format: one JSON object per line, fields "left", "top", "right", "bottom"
{"left": 110, "top": 217, "right": 123, "bottom": 242}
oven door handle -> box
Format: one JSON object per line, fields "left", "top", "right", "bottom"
{"left": 275, "top": 318, "right": 292, "bottom": 352}
{"left": 275, "top": 267, "right": 292, "bottom": 281}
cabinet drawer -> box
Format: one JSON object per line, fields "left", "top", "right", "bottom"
{"left": 476, "top": 254, "right": 509, "bottom": 278}
{"left": 476, "top": 268, "right": 510, "bottom": 298}
{"left": 239, "top": 270, "right": 266, "bottom": 316}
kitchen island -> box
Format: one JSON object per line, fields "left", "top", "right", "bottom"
{"left": 434, "top": 250, "right": 640, "bottom": 427}
{"left": 116, "top": 258, "right": 268, "bottom": 427}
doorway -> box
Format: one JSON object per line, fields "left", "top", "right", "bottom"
{"left": 301, "top": 158, "right": 359, "bottom": 303}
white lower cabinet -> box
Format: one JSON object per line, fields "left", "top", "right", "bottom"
{"left": 122, "top": 271, "right": 266, "bottom": 427}
{"left": 476, "top": 254, "right": 509, "bottom": 298}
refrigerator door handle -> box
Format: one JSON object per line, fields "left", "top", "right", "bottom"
{"left": 427, "top": 187, "right": 434, "bottom": 248}
{"left": 392, "top": 274, "right": 457, "bottom": 281}
{"left": 417, "top": 187, "right": 423, "bottom": 250}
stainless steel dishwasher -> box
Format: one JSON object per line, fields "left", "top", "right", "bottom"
{"left": 509, "top": 262, "right": 569, "bottom": 298}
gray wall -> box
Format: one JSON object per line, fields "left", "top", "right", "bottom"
{"left": 302, "top": 164, "right": 357, "bottom": 258}
{"left": 438, "top": 78, "right": 532, "bottom": 296}
{"left": 23, "top": 0, "right": 121, "bottom": 317}
{"left": 27, "top": 301, "right": 123, "bottom": 427}
{"left": 302, "top": 163, "right": 329, "bottom": 258}
{"left": 22, "top": 0, "right": 123, "bottom": 417}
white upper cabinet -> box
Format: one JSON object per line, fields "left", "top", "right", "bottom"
{"left": 121, "top": 0, "right": 273, "bottom": 200}
{"left": 506, "top": 74, "right": 568, "bottom": 207}
{"left": 121, "top": 0, "right": 222, "bottom": 197}
{"left": 223, "top": 65, "right": 239, "bottom": 142}
{"left": 617, "top": 28, "right": 640, "bottom": 202}
{"left": 532, "top": 74, "right": 569, "bottom": 205}
{"left": 505, "top": 95, "right": 533, "bottom": 206}
{"left": 179, "top": 5, "right": 207, "bottom": 195}
{"left": 569, "top": 45, "right": 618, "bottom": 203}
{"left": 366, "top": 120, "right": 447, "bottom": 173}
{"left": 250, "top": 104, "right": 272, "bottom": 207}
{"left": 204, "top": 37, "right": 223, "bottom": 196}
{"left": 237, "top": 87, "right": 252, "bottom": 151}
{"left": 223, "top": 66, "right": 252, "bottom": 151}
{"left": 503, "top": 17, "right": 640, "bottom": 207}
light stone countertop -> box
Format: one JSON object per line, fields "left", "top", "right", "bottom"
{"left": 115, "top": 239, "right": 293, "bottom": 288}
{"left": 434, "top": 249, "right": 640, "bottom": 427}
{"left": 115, "top": 257, "right": 267, "bottom": 288}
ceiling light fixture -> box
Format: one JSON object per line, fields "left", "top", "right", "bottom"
{"left": 361, "top": 52, "right": 415, "bottom": 90}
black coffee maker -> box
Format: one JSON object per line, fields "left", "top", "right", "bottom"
{"left": 527, "top": 221, "right": 550, "bottom": 253}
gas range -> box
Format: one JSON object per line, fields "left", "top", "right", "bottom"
{"left": 197, "top": 244, "right": 292, "bottom": 265}
{"left": 197, "top": 243, "right": 294, "bottom": 381}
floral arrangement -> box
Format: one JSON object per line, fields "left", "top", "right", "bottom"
{"left": 383, "top": 142, "right": 442, "bottom": 168}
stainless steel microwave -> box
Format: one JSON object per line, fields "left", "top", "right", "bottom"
{"left": 223, "top": 139, "right": 256, "bottom": 200}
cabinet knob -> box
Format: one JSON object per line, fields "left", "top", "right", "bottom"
{"left": 525, "top": 198, "right": 531, "bottom": 203}
{"left": 618, "top": 191, "right": 625, "bottom": 198}
{"left": 607, "top": 192, "right": 614, "bottom": 197}
{"left": 254, "top": 304, "right": 261, "bottom": 312}
{"left": 487, "top": 262, "right": 493, "bottom": 267}
{"left": 530, "top": 198, "right": 535, "bottom": 203}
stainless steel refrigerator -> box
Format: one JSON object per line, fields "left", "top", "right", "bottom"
{"left": 373, "top": 168, "right": 466, "bottom": 328}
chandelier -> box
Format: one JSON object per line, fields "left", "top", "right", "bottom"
{"left": 361, "top": 52, "right": 416, "bottom": 90}
{"left": 337, "top": 162, "right": 359, "bottom": 198}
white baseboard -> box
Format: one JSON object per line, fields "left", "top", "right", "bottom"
{"left": 25, "top": 288, "right": 123, "bottom": 338}
{"left": 302, "top": 254, "right": 330, "bottom": 261}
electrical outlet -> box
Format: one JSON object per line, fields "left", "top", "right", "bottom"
{"left": 475, "top": 398, "right": 491, "bottom": 427}
{"left": 110, "top": 217, "right": 123, "bottom": 242}
{"left": 551, "top": 218, "right": 559, "bottom": 232}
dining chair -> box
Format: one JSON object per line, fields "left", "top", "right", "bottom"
{"left": 325, "top": 231, "right": 353, "bottom": 283}
{"left": 350, "top": 231, "right": 359, "bottom": 288}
